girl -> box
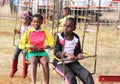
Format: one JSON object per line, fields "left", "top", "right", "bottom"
{"left": 19, "top": 14, "right": 54, "bottom": 84}
{"left": 53, "top": 17, "right": 94, "bottom": 84}
{"left": 9, "top": 11, "right": 32, "bottom": 78}
{"left": 53, "top": 7, "right": 74, "bottom": 35}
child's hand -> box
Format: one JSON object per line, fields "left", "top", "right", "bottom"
{"left": 14, "top": 29, "right": 20, "bottom": 34}
{"left": 30, "top": 45, "right": 38, "bottom": 50}
{"left": 14, "top": 29, "right": 17, "bottom": 34}
{"left": 44, "top": 45, "right": 50, "bottom": 49}
{"left": 30, "top": 45, "right": 45, "bottom": 51}
{"left": 65, "top": 53, "right": 77, "bottom": 61}
{"left": 77, "top": 53, "right": 84, "bottom": 60}
{"left": 30, "top": 45, "right": 42, "bottom": 51}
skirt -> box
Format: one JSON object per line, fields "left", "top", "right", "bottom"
{"left": 27, "top": 50, "right": 49, "bottom": 60}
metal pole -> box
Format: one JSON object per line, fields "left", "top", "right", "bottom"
{"left": 51, "top": 0, "right": 55, "bottom": 36}
{"left": 45, "top": 0, "right": 48, "bottom": 19}
{"left": 118, "top": 1, "right": 120, "bottom": 19}
{"left": 37, "top": 0, "right": 39, "bottom": 13}
{"left": 28, "top": 0, "right": 30, "bottom": 12}
{"left": 93, "top": 0, "right": 101, "bottom": 74}
{"left": 13, "top": 0, "right": 20, "bottom": 46}
{"left": 81, "top": 0, "right": 90, "bottom": 51}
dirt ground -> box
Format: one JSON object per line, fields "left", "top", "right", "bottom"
{"left": 0, "top": 4, "right": 120, "bottom": 84}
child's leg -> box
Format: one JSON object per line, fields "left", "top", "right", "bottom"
{"left": 13, "top": 46, "right": 22, "bottom": 60}
{"left": 30, "top": 56, "right": 38, "bottom": 84}
{"left": 54, "top": 64, "right": 77, "bottom": 84}
{"left": 22, "top": 50, "right": 28, "bottom": 78}
{"left": 39, "top": 56, "right": 49, "bottom": 84}
{"left": 9, "top": 46, "right": 22, "bottom": 77}
{"left": 69, "top": 62, "right": 94, "bottom": 84}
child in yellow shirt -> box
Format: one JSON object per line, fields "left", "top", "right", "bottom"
{"left": 53, "top": 7, "right": 74, "bottom": 36}
{"left": 9, "top": 11, "right": 32, "bottom": 78}
{"left": 19, "top": 14, "right": 54, "bottom": 84}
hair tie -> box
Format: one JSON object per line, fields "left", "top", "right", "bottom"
{"left": 23, "top": 11, "right": 29, "bottom": 18}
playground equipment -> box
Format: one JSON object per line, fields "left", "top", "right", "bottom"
{"left": 99, "top": 75, "right": 120, "bottom": 84}
{"left": 0, "top": 0, "right": 119, "bottom": 83}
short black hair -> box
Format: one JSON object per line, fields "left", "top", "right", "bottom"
{"left": 32, "top": 14, "right": 43, "bottom": 22}
{"left": 27, "top": 12, "right": 32, "bottom": 22}
{"left": 63, "top": 7, "right": 71, "bottom": 14}
{"left": 66, "top": 17, "right": 76, "bottom": 28}
{"left": 28, "top": 12, "right": 32, "bottom": 17}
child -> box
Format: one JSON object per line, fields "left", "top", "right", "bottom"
{"left": 19, "top": 14, "right": 54, "bottom": 84}
{"left": 10, "top": 0, "right": 14, "bottom": 13}
{"left": 9, "top": 11, "right": 32, "bottom": 78}
{"left": 13, "top": 0, "right": 19, "bottom": 13}
{"left": 53, "top": 17, "right": 94, "bottom": 84}
{"left": 53, "top": 7, "right": 74, "bottom": 36}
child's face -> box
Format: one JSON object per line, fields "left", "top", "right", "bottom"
{"left": 64, "top": 20, "right": 75, "bottom": 35}
{"left": 62, "top": 9, "right": 67, "bottom": 16}
{"left": 22, "top": 17, "right": 27, "bottom": 24}
{"left": 32, "top": 17, "right": 42, "bottom": 29}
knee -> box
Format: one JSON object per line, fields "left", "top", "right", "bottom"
{"left": 82, "top": 71, "right": 94, "bottom": 84}
{"left": 22, "top": 50, "right": 27, "bottom": 56}
{"left": 81, "top": 70, "right": 91, "bottom": 78}
{"left": 82, "top": 71, "right": 93, "bottom": 82}
{"left": 30, "top": 58, "right": 38, "bottom": 65}
{"left": 41, "top": 60, "right": 49, "bottom": 66}
{"left": 66, "top": 73, "right": 77, "bottom": 84}
{"left": 85, "top": 71, "right": 91, "bottom": 77}
{"left": 40, "top": 59, "right": 49, "bottom": 67}
{"left": 66, "top": 72, "right": 76, "bottom": 80}
{"left": 40, "top": 56, "right": 49, "bottom": 64}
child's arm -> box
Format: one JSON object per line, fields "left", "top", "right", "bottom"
{"left": 77, "top": 53, "right": 84, "bottom": 60}
{"left": 54, "top": 35, "right": 63, "bottom": 59}
{"left": 74, "top": 34, "right": 83, "bottom": 55}
{"left": 44, "top": 29, "right": 54, "bottom": 48}
{"left": 63, "top": 53, "right": 77, "bottom": 61}
{"left": 18, "top": 30, "right": 31, "bottom": 49}
{"left": 14, "top": 29, "right": 21, "bottom": 34}
{"left": 75, "top": 35, "right": 84, "bottom": 60}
